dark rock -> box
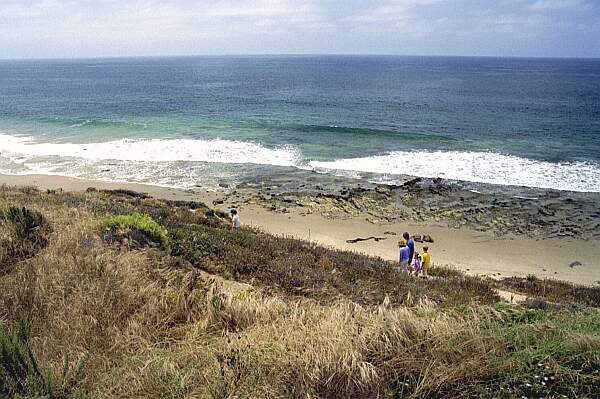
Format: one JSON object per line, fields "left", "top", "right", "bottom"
{"left": 423, "top": 235, "right": 434, "bottom": 243}
{"left": 569, "top": 261, "right": 582, "bottom": 268}
{"left": 212, "top": 199, "right": 224, "bottom": 205}
{"left": 283, "top": 195, "right": 298, "bottom": 203}
{"left": 413, "top": 234, "right": 423, "bottom": 243}
{"left": 402, "top": 177, "right": 422, "bottom": 188}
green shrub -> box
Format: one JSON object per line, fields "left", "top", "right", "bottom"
{"left": 0, "top": 321, "right": 86, "bottom": 399}
{"left": 0, "top": 320, "right": 49, "bottom": 397}
{"left": 0, "top": 206, "right": 46, "bottom": 241}
{"left": 101, "top": 213, "right": 171, "bottom": 251}
{"left": 526, "top": 273, "right": 538, "bottom": 282}
{"left": 0, "top": 206, "right": 51, "bottom": 271}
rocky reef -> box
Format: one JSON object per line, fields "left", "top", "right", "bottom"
{"left": 216, "top": 172, "right": 600, "bottom": 240}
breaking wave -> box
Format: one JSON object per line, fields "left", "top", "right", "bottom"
{"left": 0, "top": 133, "right": 300, "bottom": 166}
{"left": 2, "top": 133, "right": 599, "bottom": 192}
{"left": 310, "top": 150, "right": 600, "bottom": 193}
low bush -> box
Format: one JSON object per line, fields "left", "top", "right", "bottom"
{"left": 0, "top": 320, "right": 49, "bottom": 397}
{"left": 101, "top": 213, "right": 172, "bottom": 251}
{"left": 166, "top": 221, "right": 500, "bottom": 307}
{"left": 0, "top": 206, "right": 51, "bottom": 271}
{"left": 0, "top": 320, "right": 86, "bottom": 399}
{"left": 499, "top": 277, "right": 600, "bottom": 308}
{"left": 99, "top": 188, "right": 150, "bottom": 199}
{"left": 0, "top": 206, "right": 45, "bottom": 239}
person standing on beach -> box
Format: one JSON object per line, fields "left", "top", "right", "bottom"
{"left": 403, "top": 232, "right": 415, "bottom": 265}
{"left": 230, "top": 209, "right": 241, "bottom": 231}
{"left": 398, "top": 240, "right": 410, "bottom": 273}
{"left": 412, "top": 252, "right": 422, "bottom": 276}
{"left": 421, "top": 246, "right": 431, "bottom": 278}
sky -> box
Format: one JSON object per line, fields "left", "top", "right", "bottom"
{"left": 0, "top": 0, "right": 599, "bottom": 59}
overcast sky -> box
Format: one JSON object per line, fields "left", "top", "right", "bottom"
{"left": 1, "top": 0, "right": 599, "bottom": 59}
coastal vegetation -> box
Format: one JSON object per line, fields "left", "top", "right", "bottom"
{"left": 0, "top": 205, "right": 50, "bottom": 273}
{"left": 0, "top": 184, "right": 599, "bottom": 398}
{"left": 101, "top": 212, "right": 172, "bottom": 251}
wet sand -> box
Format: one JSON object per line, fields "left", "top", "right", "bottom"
{"left": 1, "top": 172, "right": 599, "bottom": 285}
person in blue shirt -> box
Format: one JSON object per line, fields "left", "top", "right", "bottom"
{"left": 398, "top": 240, "right": 410, "bottom": 273}
{"left": 403, "top": 232, "right": 415, "bottom": 265}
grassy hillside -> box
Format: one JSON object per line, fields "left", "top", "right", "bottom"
{"left": 0, "top": 185, "right": 599, "bottom": 398}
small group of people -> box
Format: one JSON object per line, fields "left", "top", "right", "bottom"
{"left": 230, "top": 209, "right": 431, "bottom": 278}
{"left": 398, "top": 232, "right": 431, "bottom": 278}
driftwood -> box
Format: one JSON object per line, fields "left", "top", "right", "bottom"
{"left": 346, "top": 236, "right": 387, "bottom": 244}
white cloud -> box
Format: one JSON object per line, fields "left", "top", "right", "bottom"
{"left": 489, "top": 14, "right": 550, "bottom": 35}
{"left": 0, "top": 0, "right": 598, "bottom": 58}
{"left": 0, "top": 0, "right": 73, "bottom": 18}
{"left": 0, "top": 0, "right": 325, "bottom": 42}
{"left": 344, "top": 0, "right": 443, "bottom": 24}
{"left": 529, "top": 0, "right": 591, "bottom": 11}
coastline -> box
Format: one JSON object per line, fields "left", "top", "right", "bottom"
{"left": 1, "top": 172, "right": 598, "bottom": 285}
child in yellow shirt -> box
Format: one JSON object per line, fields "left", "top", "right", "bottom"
{"left": 420, "top": 246, "right": 431, "bottom": 278}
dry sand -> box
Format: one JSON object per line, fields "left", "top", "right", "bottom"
{"left": 2, "top": 173, "right": 599, "bottom": 285}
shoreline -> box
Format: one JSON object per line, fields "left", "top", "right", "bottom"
{"left": 1, "top": 172, "right": 599, "bottom": 285}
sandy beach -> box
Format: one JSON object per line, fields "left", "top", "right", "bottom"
{"left": 1, "top": 172, "right": 598, "bottom": 286}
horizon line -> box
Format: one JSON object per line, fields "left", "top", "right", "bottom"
{"left": 1, "top": 53, "right": 599, "bottom": 62}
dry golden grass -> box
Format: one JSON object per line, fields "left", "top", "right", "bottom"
{"left": 1, "top": 185, "right": 599, "bottom": 398}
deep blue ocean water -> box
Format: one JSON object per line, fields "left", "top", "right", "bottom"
{"left": 1, "top": 56, "right": 599, "bottom": 191}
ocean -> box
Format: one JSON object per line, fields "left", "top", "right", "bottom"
{"left": 1, "top": 55, "right": 599, "bottom": 192}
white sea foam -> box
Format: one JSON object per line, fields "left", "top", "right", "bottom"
{"left": 2, "top": 133, "right": 600, "bottom": 192}
{"left": 310, "top": 150, "right": 600, "bottom": 193}
{"left": 0, "top": 133, "right": 300, "bottom": 166}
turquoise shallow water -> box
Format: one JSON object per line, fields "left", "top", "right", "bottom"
{"left": 0, "top": 56, "right": 599, "bottom": 191}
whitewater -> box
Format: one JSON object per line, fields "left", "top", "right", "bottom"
{"left": 1, "top": 133, "right": 599, "bottom": 193}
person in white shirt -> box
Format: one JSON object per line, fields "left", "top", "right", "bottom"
{"left": 230, "top": 209, "right": 241, "bottom": 231}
